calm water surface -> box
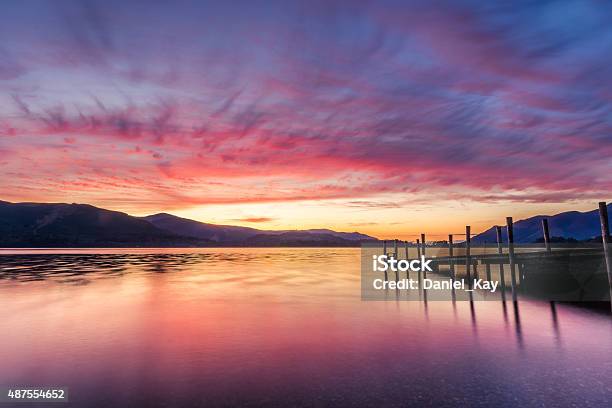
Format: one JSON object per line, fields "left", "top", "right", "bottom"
{"left": 1, "top": 248, "right": 611, "bottom": 407}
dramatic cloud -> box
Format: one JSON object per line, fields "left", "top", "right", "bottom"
{"left": 1, "top": 0, "right": 611, "bottom": 217}
{"left": 233, "top": 217, "right": 275, "bottom": 223}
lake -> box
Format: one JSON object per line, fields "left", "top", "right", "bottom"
{"left": 1, "top": 248, "right": 611, "bottom": 407}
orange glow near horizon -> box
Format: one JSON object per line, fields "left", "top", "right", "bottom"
{"left": 1, "top": 189, "right": 605, "bottom": 240}
{"left": 143, "top": 197, "right": 600, "bottom": 240}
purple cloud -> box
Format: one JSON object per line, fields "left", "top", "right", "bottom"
{"left": 0, "top": 0, "right": 611, "bottom": 211}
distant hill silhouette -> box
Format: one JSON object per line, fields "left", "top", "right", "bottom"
{"left": 0, "top": 201, "right": 207, "bottom": 247}
{"left": 0, "top": 201, "right": 376, "bottom": 247}
{"left": 143, "top": 213, "right": 263, "bottom": 243}
{"left": 5, "top": 199, "right": 605, "bottom": 247}
{"left": 143, "top": 213, "right": 375, "bottom": 245}
{"left": 472, "top": 204, "right": 612, "bottom": 244}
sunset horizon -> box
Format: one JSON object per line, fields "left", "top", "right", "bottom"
{"left": 3, "top": 1, "right": 611, "bottom": 241}
{"left": 1, "top": 197, "right": 609, "bottom": 241}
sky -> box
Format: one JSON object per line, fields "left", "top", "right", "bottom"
{"left": 1, "top": 0, "right": 612, "bottom": 239}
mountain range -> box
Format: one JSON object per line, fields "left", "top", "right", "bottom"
{"left": 471, "top": 204, "right": 611, "bottom": 243}
{"left": 0, "top": 200, "right": 375, "bottom": 247}
{"left": 0, "top": 200, "right": 609, "bottom": 247}
{"left": 143, "top": 213, "right": 372, "bottom": 244}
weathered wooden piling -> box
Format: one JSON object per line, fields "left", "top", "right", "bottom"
{"left": 421, "top": 234, "right": 427, "bottom": 279}
{"left": 542, "top": 218, "right": 552, "bottom": 254}
{"left": 465, "top": 226, "right": 471, "bottom": 285}
{"left": 495, "top": 225, "right": 506, "bottom": 290}
{"left": 495, "top": 226, "right": 503, "bottom": 254}
{"left": 393, "top": 239, "right": 399, "bottom": 281}
{"left": 598, "top": 202, "right": 612, "bottom": 307}
{"left": 421, "top": 233, "right": 426, "bottom": 257}
{"left": 415, "top": 239, "right": 422, "bottom": 284}
{"left": 404, "top": 241, "right": 410, "bottom": 279}
{"left": 448, "top": 234, "right": 457, "bottom": 301}
{"left": 381, "top": 240, "right": 388, "bottom": 281}
{"left": 496, "top": 226, "right": 506, "bottom": 300}
{"left": 506, "top": 217, "right": 518, "bottom": 301}
{"left": 448, "top": 234, "right": 455, "bottom": 280}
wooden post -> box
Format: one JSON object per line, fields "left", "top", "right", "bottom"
{"left": 496, "top": 226, "right": 506, "bottom": 300}
{"left": 421, "top": 233, "right": 426, "bottom": 257}
{"left": 506, "top": 217, "right": 517, "bottom": 301}
{"left": 465, "top": 226, "right": 471, "bottom": 286}
{"left": 416, "top": 239, "right": 422, "bottom": 284}
{"left": 598, "top": 202, "right": 612, "bottom": 307}
{"left": 381, "top": 241, "right": 388, "bottom": 281}
{"left": 542, "top": 218, "right": 552, "bottom": 254}
{"left": 421, "top": 233, "right": 427, "bottom": 279}
{"left": 404, "top": 241, "right": 410, "bottom": 279}
{"left": 448, "top": 234, "right": 456, "bottom": 301}
{"left": 495, "top": 226, "right": 503, "bottom": 254}
{"left": 448, "top": 234, "right": 455, "bottom": 280}
{"left": 393, "top": 239, "right": 399, "bottom": 281}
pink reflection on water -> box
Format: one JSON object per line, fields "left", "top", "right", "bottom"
{"left": 1, "top": 248, "right": 611, "bottom": 406}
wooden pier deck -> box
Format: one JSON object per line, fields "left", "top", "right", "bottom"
{"left": 376, "top": 202, "right": 612, "bottom": 305}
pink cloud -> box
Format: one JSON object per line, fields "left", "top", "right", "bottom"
{"left": 1, "top": 0, "right": 611, "bottom": 213}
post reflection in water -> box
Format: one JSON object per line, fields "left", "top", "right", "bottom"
{"left": 513, "top": 301, "right": 524, "bottom": 350}
{"left": 0, "top": 248, "right": 611, "bottom": 408}
{"left": 469, "top": 293, "right": 478, "bottom": 337}
{"left": 550, "top": 301, "right": 562, "bottom": 347}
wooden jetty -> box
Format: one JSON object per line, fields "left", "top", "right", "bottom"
{"left": 378, "top": 202, "right": 612, "bottom": 306}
